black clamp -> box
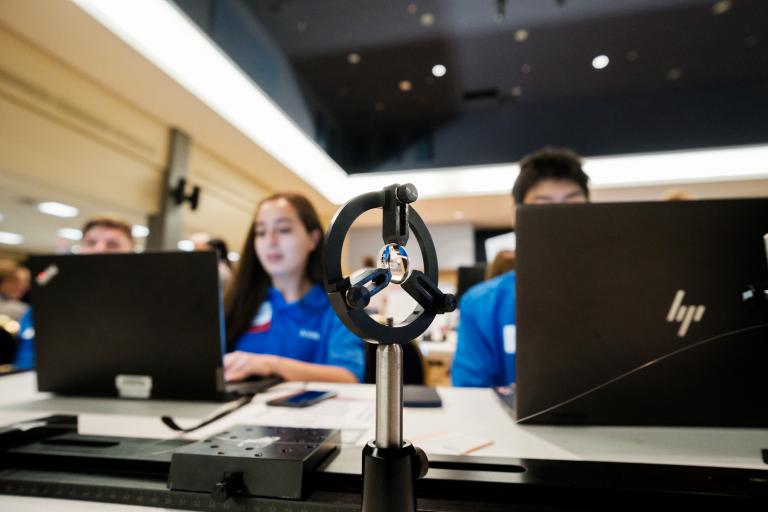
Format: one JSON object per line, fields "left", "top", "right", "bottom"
{"left": 171, "top": 177, "right": 201, "bottom": 211}
{"left": 324, "top": 183, "right": 456, "bottom": 344}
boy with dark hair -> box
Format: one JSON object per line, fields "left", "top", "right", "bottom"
{"left": 512, "top": 147, "right": 590, "bottom": 204}
{"left": 452, "top": 148, "right": 590, "bottom": 387}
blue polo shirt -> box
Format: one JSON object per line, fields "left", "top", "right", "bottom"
{"left": 13, "top": 309, "right": 35, "bottom": 370}
{"left": 234, "top": 284, "right": 365, "bottom": 382}
{"left": 451, "top": 271, "right": 516, "bottom": 387}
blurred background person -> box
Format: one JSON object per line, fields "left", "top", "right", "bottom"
{"left": 0, "top": 259, "right": 30, "bottom": 322}
{"left": 452, "top": 147, "right": 590, "bottom": 388}
{"left": 190, "top": 232, "right": 235, "bottom": 292}
{"left": 13, "top": 216, "right": 135, "bottom": 370}
{"left": 485, "top": 249, "right": 516, "bottom": 280}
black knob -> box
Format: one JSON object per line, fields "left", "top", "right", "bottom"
{"left": 211, "top": 473, "right": 243, "bottom": 503}
{"left": 212, "top": 481, "right": 231, "bottom": 503}
{"left": 396, "top": 183, "right": 418, "bottom": 204}
{"left": 413, "top": 446, "right": 429, "bottom": 479}
{"left": 441, "top": 293, "right": 457, "bottom": 313}
{"left": 346, "top": 285, "right": 371, "bottom": 309}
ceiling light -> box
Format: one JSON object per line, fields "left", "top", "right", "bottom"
{"left": 296, "top": 21, "right": 308, "bottom": 33}
{"left": 347, "top": 52, "right": 361, "bottom": 65}
{"left": 711, "top": 0, "right": 732, "bottom": 15}
{"left": 72, "top": 0, "right": 351, "bottom": 204}
{"left": 57, "top": 228, "right": 83, "bottom": 240}
{"left": 341, "top": 145, "right": 768, "bottom": 200}
{"left": 592, "top": 55, "right": 610, "bottom": 70}
{"left": 177, "top": 240, "right": 194, "bottom": 251}
{"left": 38, "top": 201, "right": 79, "bottom": 218}
{"left": 407, "top": 3, "right": 417, "bottom": 15}
{"left": 132, "top": 224, "right": 150, "bottom": 237}
{"left": 453, "top": 211, "right": 465, "bottom": 220}
{"left": 420, "top": 12, "right": 435, "bottom": 27}
{"left": 514, "top": 29, "right": 529, "bottom": 42}
{"left": 431, "top": 64, "right": 447, "bottom": 77}
{"left": 666, "top": 68, "right": 683, "bottom": 81}
{"left": 521, "top": 63, "right": 532, "bottom": 74}
{"left": 227, "top": 251, "right": 240, "bottom": 262}
{"left": 510, "top": 86, "right": 523, "bottom": 97}
{"left": 0, "top": 231, "right": 24, "bottom": 245}
{"left": 399, "top": 80, "right": 413, "bottom": 92}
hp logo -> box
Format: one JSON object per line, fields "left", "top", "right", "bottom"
{"left": 666, "top": 290, "right": 705, "bottom": 338}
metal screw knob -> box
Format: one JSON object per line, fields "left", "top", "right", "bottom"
{"left": 396, "top": 183, "right": 418, "bottom": 204}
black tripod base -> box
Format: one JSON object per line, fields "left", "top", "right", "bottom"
{"left": 361, "top": 440, "right": 428, "bottom": 512}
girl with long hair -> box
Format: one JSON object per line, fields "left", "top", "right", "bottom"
{"left": 223, "top": 193, "right": 364, "bottom": 383}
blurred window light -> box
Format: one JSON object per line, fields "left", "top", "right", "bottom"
{"left": 177, "top": 239, "right": 194, "bottom": 251}
{"left": 38, "top": 201, "right": 79, "bottom": 218}
{"left": 132, "top": 224, "right": 150, "bottom": 237}
{"left": 0, "top": 231, "right": 24, "bottom": 245}
{"left": 57, "top": 228, "right": 83, "bottom": 240}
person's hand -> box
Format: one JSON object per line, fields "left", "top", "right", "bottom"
{"left": 223, "top": 351, "right": 279, "bottom": 381}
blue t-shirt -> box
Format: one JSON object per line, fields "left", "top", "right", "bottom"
{"left": 451, "top": 271, "right": 516, "bottom": 387}
{"left": 234, "top": 284, "right": 365, "bottom": 382}
{"left": 13, "top": 309, "right": 35, "bottom": 370}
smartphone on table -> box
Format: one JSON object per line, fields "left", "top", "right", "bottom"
{"left": 266, "top": 390, "right": 337, "bottom": 407}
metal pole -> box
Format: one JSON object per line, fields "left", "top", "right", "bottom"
{"left": 375, "top": 344, "right": 402, "bottom": 449}
{"left": 146, "top": 128, "right": 190, "bottom": 251}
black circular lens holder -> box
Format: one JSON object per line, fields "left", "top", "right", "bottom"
{"left": 324, "top": 183, "right": 456, "bottom": 343}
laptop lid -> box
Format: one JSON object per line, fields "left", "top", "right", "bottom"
{"left": 515, "top": 198, "right": 768, "bottom": 427}
{"left": 29, "top": 251, "right": 229, "bottom": 401}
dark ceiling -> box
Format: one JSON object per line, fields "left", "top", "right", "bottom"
{"left": 174, "top": 0, "right": 768, "bottom": 174}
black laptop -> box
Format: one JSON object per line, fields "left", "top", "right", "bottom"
{"left": 515, "top": 198, "right": 768, "bottom": 427}
{"left": 28, "top": 252, "right": 278, "bottom": 401}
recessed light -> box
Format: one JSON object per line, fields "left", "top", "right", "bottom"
{"left": 453, "top": 210, "right": 465, "bottom": 220}
{"left": 399, "top": 80, "right": 413, "bottom": 92}
{"left": 420, "top": 12, "right": 435, "bottom": 27}
{"left": 592, "top": 55, "right": 610, "bottom": 70}
{"left": 227, "top": 251, "right": 240, "bottom": 262}
{"left": 297, "top": 21, "right": 308, "bottom": 32}
{"left": 347, "top": 52, "right": 361, "bottom": 65}
{"left": 711, "top": 0, "right": 732, "bottom": 15}
{"left": 407, "top": 3, "right": 417, "bottom": 15}
{"left": 431, "top": 64, "right": 447, "bottom": 77}
{"left": 0, "top": 231, "right": 24, "bottom": 245}
{"left": 38, "top": 201, "right": 79, "bottom": 218}
{"left": 514, "top": 29, "right": 529, "bottom": 42}
{"left": 132, "top": 224, "right": 150, "bottom": 237}
{"left": 177, "top": 240, "right": 194, "bottom": 251}
{"left": 744, "top": 35, "right": 759, "bottom": 47}
{"left": 57, "top": 228, "right": 83, "bottom": 241}
{"left": 626, "top": 50, "right": 639, "bottom": 62}
{"left": 521, "top": 63, "right": 532, "bottom": 74}
{"left": 374, "top": 101, "right": 386, "bottom": 112}
{"left": 666, "top": 67, "right": 683, "bottom": 81}
{"left": 510, "top": 86, "right": 523, "bottom": 97}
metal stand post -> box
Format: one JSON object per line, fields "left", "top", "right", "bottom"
{"left": 361, "top": 344, "right": 427, "bottom": 512}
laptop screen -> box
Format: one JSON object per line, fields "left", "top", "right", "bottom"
{"left": 515, "top": 198, "right": 768, "bottom": 427}
{"left": 29, "top": 251, "right": 228, "bottom": 401}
